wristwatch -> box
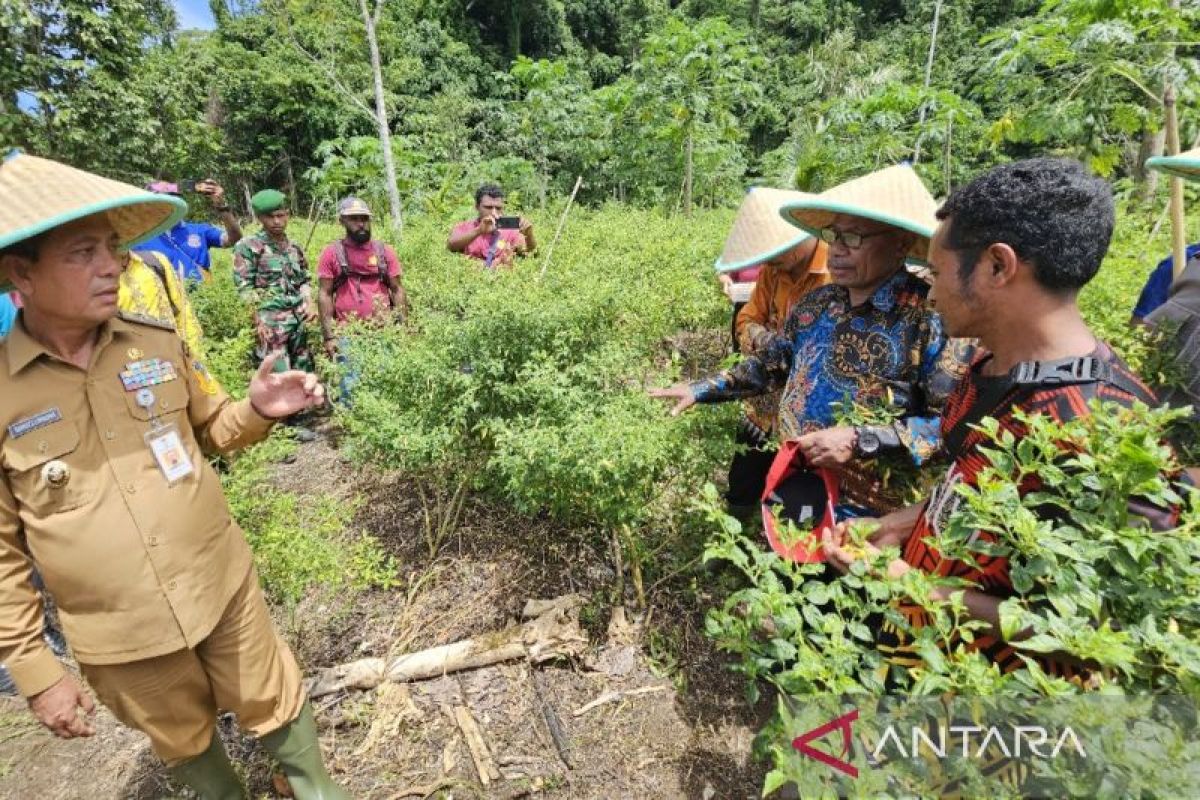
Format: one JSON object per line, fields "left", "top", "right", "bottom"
{"left": 853, "top": 426, "right": 882, "bottom": 458}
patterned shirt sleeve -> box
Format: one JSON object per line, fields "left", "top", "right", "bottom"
{"left": 891, "top": 317, "right": 975, "bottom": 465}
{"left": 231, "top": 239, "right": 260, "bottom": 305}
{"left": 691, "top": 320, "right": 797, "bottom": 403}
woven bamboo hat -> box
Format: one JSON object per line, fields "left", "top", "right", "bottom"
{"left": 714, "top": 187, "right": 815, "bottom": 273}
{"left": 779, "top": 164, "right": 939, "bottom": 263}
{"left": 0, "top": 150, "right": 186, "bottom": 292}
{"left": 1147, "top": 147, "right": 1200, "bottom": 182}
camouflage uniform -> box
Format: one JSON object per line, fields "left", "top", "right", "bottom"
{"left": 232, "top": 231, "right": 314, "bottom": 373}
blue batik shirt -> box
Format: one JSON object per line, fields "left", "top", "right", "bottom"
{"left": 135, "top": 220, "right": 225, "bottom": 283}
{"left": 692, "top": 269, "right": 974, "bottom": 512}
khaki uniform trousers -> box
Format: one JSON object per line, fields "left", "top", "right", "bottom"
{"left": 80, "top": 566, "right": 304, "bottom": 765}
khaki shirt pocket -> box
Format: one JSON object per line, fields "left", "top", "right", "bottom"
{"left": 121, "top": 372, "right": 189, "bottom": 422}
{"left": 3, "top": 421, "right": 95, "bottom": 515}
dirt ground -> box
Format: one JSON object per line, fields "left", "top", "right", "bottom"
{"left": 0, "top": 424, "right": 770, "bottom": 800}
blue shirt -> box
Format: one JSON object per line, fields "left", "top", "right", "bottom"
{"left": 0, "top": 293, "right": 16, "bottom": 339}
{"left": 135, "top": 221, "right": 225, "bottom": 282}
{"left": 692, "top": 269, "right": 974, "bottom": 513}
{"left": 1133, "top": 243, "right": 1200, "bottom": 320}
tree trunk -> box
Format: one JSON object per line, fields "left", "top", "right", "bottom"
{"left": 509, "top": 1, "right": 522, "bottom": 61}
{"left": 284, "top": 150, "right": 297, "bottom": 207}
{"left": 683, "top": 121, "right": 694, "bottom": 218}
{"left": 911, "top": 0, "right": 943, "bottom": 164}
{"left": 360, "top": 0, "right": 403, "bottom": 236}
{"left": 1137, "top": 128, "right": 1166, "bottom": 200}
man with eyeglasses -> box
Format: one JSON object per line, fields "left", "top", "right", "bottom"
{"left": 653, "top": 165, "right": 973, "bottom": 516}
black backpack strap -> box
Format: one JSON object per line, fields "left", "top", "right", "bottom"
{"left": 942, "top": 355, "right": 1154, "bottom": 458}
{"left": 374, "top": 241, "right": 394, "bottom": 307}
{"left": 331, "top": 241, "right": 351, "bottom": 293}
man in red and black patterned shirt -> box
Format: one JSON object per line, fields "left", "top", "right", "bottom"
{"left": 820, "top": 158, "right": 1158, "bottom": 682}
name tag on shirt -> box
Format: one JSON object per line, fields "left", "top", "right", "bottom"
{"left": 8, "top": 408, "right": 62, "bottom": 439}
{"left": 145, "top": 423, "right": 195, "bottom": 485}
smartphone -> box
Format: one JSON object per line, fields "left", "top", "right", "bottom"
{"left": 179, "top": 179, "right": 197, "bottom": 193}
{"left": 496, "top": 216, "right": 521, "bottom": 230}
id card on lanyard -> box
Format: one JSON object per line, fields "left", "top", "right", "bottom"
{"left": 134, "top": 386, "right": 196, "bottom": 485}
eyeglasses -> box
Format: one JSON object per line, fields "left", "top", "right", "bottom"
{"left": 818, "top": 227, "right": 891, "bottom": 249}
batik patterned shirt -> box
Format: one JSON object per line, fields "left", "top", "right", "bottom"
{"left": 692, "top": 269, "right": 973, "bottom": 512}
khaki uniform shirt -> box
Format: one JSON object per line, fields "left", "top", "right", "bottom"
{"left": 0, "top": 312, "right": 274, "bottom": 697}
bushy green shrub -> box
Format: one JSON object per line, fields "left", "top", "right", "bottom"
{"left": 338, "top": 204, "right": 738, "bottom": 589}
{"left": 704, "top": 400, "right": 1200, "bottom": 794}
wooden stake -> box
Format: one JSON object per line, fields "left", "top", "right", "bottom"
{"left": 539, "top": 176, "right": 584, "bottom": 279}
{"left": 1164, "top": 83, "right": 1188, "bottom": 281}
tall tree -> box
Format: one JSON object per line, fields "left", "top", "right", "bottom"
{"left": 625, "top": 17, "right": 761, "bottom": 215}
{"left": 275, "top": 0, "right": 404, "bottom": 233}
{"left": 1, "top": 0, "right": 176, "bottom": 175}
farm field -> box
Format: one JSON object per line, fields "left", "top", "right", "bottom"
{"left": 1, "top": 201, "right": 1196, "bottom": 799}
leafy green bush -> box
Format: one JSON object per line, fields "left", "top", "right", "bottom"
{"left": 338, "top": 204, "right": 738, "bottom": 593}
{"left": 703, "top": 396, "right": 1200, "bottom": 794}
{"left": 189, "top": 242, "right": 397, "bottom": 607}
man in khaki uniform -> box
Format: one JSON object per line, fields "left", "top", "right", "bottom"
{"left": 0, "top": 150, "right": 348, "bottom": 799}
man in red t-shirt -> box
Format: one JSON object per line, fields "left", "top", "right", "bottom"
{"left": 316, "top": 197, "right": 407, "bottom": 359}
{"left": 819, "top": 158, "right": 1160, "bottom": 683}
{"left": 446, "top": 183, "right": 535, "bottom": 268}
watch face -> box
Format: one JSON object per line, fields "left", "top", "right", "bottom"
{"left": 858, "top": 430, "right": 881, "bottom": 455}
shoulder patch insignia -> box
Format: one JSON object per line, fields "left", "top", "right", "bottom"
{"left": 117, "top": 311, "right": 177, "bottom": 331}
{"left": 191, "top": 359, "right": 220, "bottom": 395}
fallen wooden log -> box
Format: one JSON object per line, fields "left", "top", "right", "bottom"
{"left": 531, "top": 670, "right": 572, "bottom": 769}
{"left": 309, "top": 596, "right": 588, "bottom": 697}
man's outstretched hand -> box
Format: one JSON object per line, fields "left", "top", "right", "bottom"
{"left": 649, "top": 383, "right": 697, "bottom": 417}
{"left": 30, "top": 674, "right": 95, "bottom": 739}
{"left": 249, "top": 351, "right": 325, "bottom": 419}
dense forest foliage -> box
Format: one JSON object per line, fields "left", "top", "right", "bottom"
{"left": 3, "top": 0, "right": 1197, "bottom": 220}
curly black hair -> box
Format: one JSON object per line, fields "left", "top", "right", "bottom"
{"left": 936, "top": 158, "right": 1114, "bottom": 292}
{"left": 475, "top": 182, "right": 505, "bottom": 206}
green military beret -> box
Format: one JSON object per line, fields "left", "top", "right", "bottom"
{"left": 251, "top": 189, "right": 287, "bottom": 215}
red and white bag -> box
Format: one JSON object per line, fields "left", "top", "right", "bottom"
{"left": 761, "top": 439, "right": 839, "bottom": 563}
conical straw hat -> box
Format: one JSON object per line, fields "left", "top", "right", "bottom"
{"left": 0, "top": 150, "right": 186, "bottom": 292}
{"left": 1146, "top": 147, "right": 1200, "bottom": 182}
{"left": 779, "top": 164, "right": 939, "bottom": 263}
{"left": 715, "top": 187, "right": 814, "bottom": 273}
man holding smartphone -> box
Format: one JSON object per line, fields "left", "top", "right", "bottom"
{"left": 447, "top": 183, "right": 535, "bottom": 269}
{"left": 138, "top": 180, "right": 243, "bottom": 283}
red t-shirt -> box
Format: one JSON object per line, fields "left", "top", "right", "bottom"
{"left": 317, "top": 239, "right": 402, "bottom": 322}
{"left": 450, "top": 220, "right": 524, "bottom": 267}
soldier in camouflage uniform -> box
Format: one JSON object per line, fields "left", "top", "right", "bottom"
{"left": 232, "top": 190, "right": 316, "bottom": 374}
